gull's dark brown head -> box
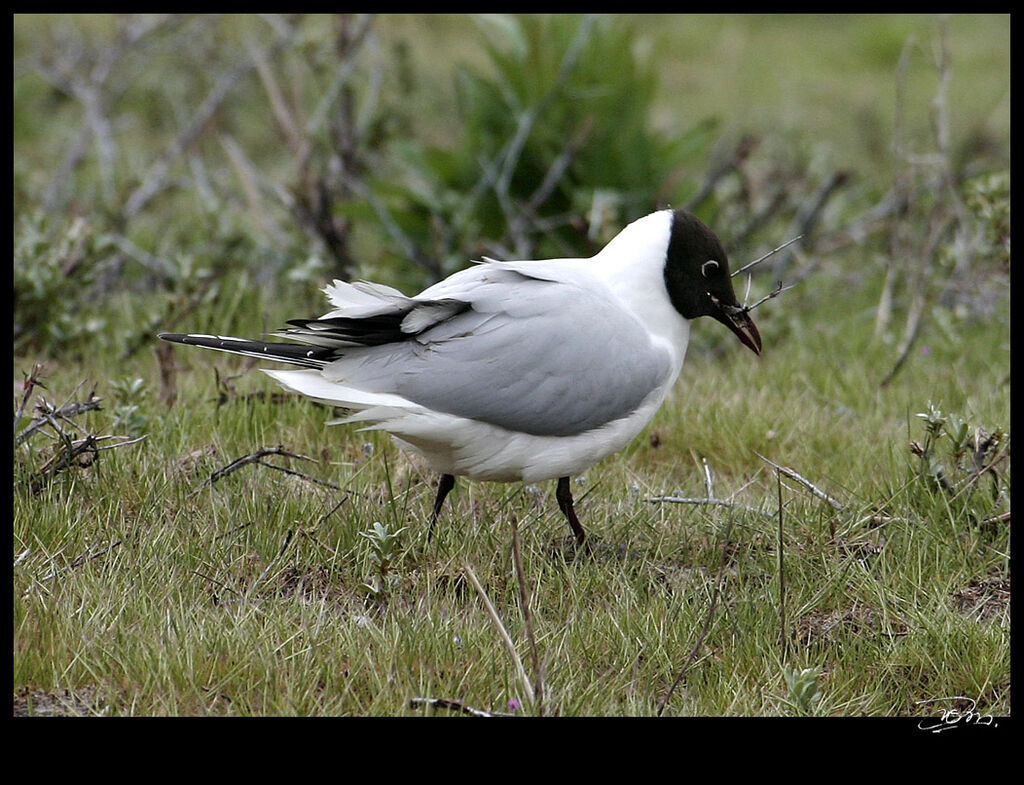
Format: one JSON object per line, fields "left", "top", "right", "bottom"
{"left": 662, "top": 209, "right": 761, "bottom": 355}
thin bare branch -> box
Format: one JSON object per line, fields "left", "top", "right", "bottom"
{"left": 341, "top": 175, "right": 443, "bottom": 279}
{"left": 14, "top": 364, "right": 47, "bottom": 437}
{"left": 17, "top": 392, "right": 103, "bottom": 446}
{"left": 772, "top": 171, "right": 850, "bottom": 280}
{"left": 648, "top": 495, "right": 772, "bottom": 518}
{"left": 408, "top": 697, "right": 514, "bottom": 717}
{"left": 685, "top": 134, "right": 760, "bottom": 212}
{"left": 246, "top": 33, "right": 307, "bottom": 157}
{"left": 189, "top": 446, "right": 340, "bottom": 497}
{"left": 731, "top": 235, "right": 804, "bottom": 278}
{"left": 37, "top": 16, "right": 180, "bottom": 211}
{"left": 36, "top": 541, "right": 122, "bottom": 585}
{"left": 315, "top": 495, "right": 351, "bottom": 527}
{"left": 219, "top": 134, "right": 291, "bottom": 248}
{"left": 120, "top": 24, "right": 295, "bottom": 223}
{"left": 525, "top": 116, "right": 594, "bottom": 216}
{"left": 93, "top": 434, "right": 150, "bottom": 451}
{"left": 724, "top": 186, "right": 790, "bottom": 253}
{"left": 755, "top": 453, "right": 845, "bottom": 511}
{"left": 122, "top": 57, "right": 253, "bottom": 220}
{"left": 254, "top": 458, "right": 342, "bottom": 490}
{"left": 744, "top": 280, "right": 797, "bottom": 312}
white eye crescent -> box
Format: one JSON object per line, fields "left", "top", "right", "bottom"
{"left": 702, "top": 260, "right": 720, "bottom": 277}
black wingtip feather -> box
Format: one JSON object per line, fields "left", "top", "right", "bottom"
{"left": 157, "top": 332, "right": 334, "bottom": 368}
{"left": 284, "top": 315, "right": 407, "bottom": 346}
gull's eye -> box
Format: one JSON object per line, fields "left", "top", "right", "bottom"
{"left": 702, "top": 260, "right": 720, "bottom": 278}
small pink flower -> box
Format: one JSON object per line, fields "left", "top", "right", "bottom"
{"left": 921, "top": 345, "right": 932, "bottom": 356}
{"left": 507, "top": 698, "right": 521, "bottom": 712}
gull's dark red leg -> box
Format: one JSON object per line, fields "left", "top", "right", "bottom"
{"left": 428, "top": 473, "right": 455, "bottom": 541}
{"left": 556, "top": 476, "right": 586, "bottom": 546}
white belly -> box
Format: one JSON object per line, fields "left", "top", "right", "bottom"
{"left": 369, "top": 381, "right": 675, "bottom": 483}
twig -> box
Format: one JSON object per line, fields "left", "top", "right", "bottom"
{"left": 341, "top": 175, "right": 443, "bottom": 280}
{"left": 93, "top": 434, "right": 149, "bottom": 451}
{"left": 275, "top": 14, "right": 374, "bottom": 279}
{"left": 37, "top": 541, "right": 122, "bottom": 585}
{"left": 651, "top": 455, "right": 769, "bottom": 518}
{"left": 246, "top": 31, "right": 307, "bottom": 158}
{"left": 876, "top": 21, "right": 973, "bottom": 387}
{"left": 192, "top": 569, "right": 243, "bottom": 600}
{"left": 107, "top": 232, "right": 174, "bottom": 279}
{"left": 980, "top": 511, "right": 1010, "bottom": 527}
{"left": 657, "top": 513, "right": 735, "bottom": 715}
{"left": 495, "top": 14, "right": 597, "bottom": 201}
{"left": 254, "top": 458, "right": 343, "bottom": 490}
{"left": 188, "top": 446, "right": 340, "bottom": 497}
{"left": 648, "top": 496, "right": 772, "bottom": 519}
{"left": 37, "top": 16, "right": 179, "bottom": 212}
{"left": 524, "top": 116, "right": 594, "bottom": 217}
{"left": 772, "top": 171, "right": 851, "bottom": 280}
{"left": 725, "top": 186, "right": 790, "bottom": 253}
{"left": 742, "top": 280, "right": 796, "bottom": 314}
{"left": 17, "top": 393, "right": 103, "bottom": 446}
{"left": 305, "top": 15, "right": 374, "bottom": 136}
{"left": 755, "top": 453, "right": 845, "bottom": 511}
{"left": 684, "top": 134, "right": 760, "bottom": 212}
{"left": 298, "top": 529, "right": 341, "bottom": 560}
{"left": 14, "top": 363, "right": 47, "bottom": 437}
{"left": 212, "top": 360, "right": 259, "bottom": 407}
{"left": 408, "top": 697, "right": 513, "bottom": 717}
{"left": 731, "top": 236, "right": 803, "bottom": 279}
{"left": 24, "top": 410, "right": 145, "bottom": 494}
{"left": 459, "top": 14, "right": 598, "bottom": 260}
{"left": 462, "top": 559, "right": 535, "bottom": 705}
{"left": 122, "top": 56, "right": 252, "bottom": 219}
{"left": 948, "top": 435, "right": 1009, "bottom": 506}
{"left": 315, "top": 495, "right": 351, "bottom": 527}
{"left": 213, "top": 521, "right": 256, "bottom": 541}
{"left": 879, "top": 212, "right": 954, "bottom": 387}
{"left": 120, "top": 28, "right": 294, "bottom": 222}
{"left": 218, "top": 134, "right": 289, "bottom": 249}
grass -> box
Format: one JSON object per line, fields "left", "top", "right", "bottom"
{"left": 13, "top": 13, "right": 1009, "bottom": 717}
{"left": 13, "top": 277, "right": 1009, "bottom": 716}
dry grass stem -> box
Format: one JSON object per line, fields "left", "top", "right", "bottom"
{"left": 657, "top": 514, "right": 736, "bottom": 716}
{"left": 462, "top": 559, "right": 536, "bottom": 706}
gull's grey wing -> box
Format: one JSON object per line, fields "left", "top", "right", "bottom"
{"left": 322, "top": 269, "right": 673, "bottom": 437}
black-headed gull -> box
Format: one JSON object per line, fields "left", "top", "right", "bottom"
{"left": 160, "top": 209, "right": 760, "bottom": 544}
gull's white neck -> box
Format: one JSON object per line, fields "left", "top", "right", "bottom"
{"left": 588, "top": 211, "right": 691, "bottom": 373}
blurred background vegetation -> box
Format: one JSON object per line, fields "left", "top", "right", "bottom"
{"left": 13, "top": 13, "right": 1009, "bottom": 368}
